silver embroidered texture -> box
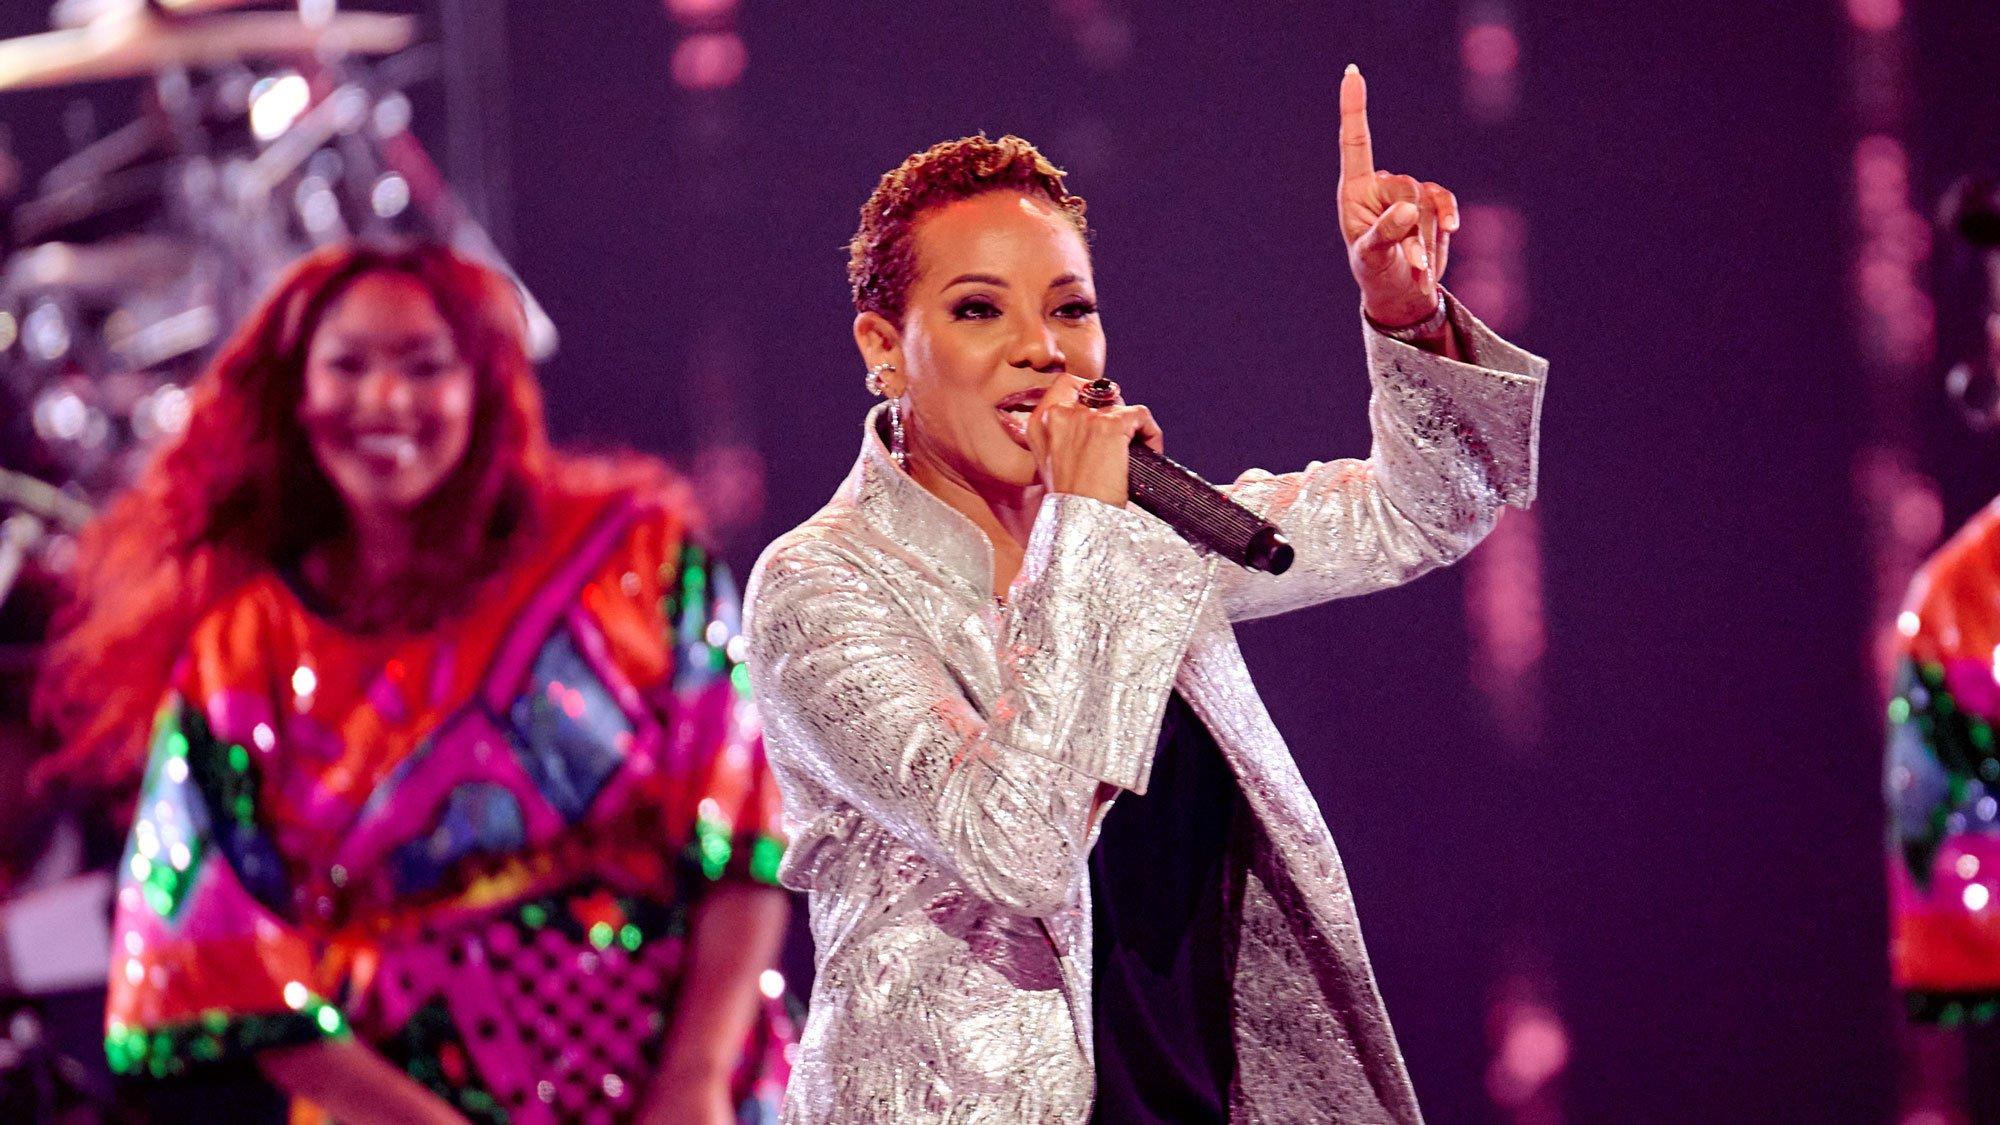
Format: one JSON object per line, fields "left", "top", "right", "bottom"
{"left": 745, "top": 300, "right": 1547, "bottom": 1125}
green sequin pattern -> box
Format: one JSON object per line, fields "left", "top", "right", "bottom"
{"left": 125, "top": 700, "right": 264, "bottom": 922}
{"left": 1905, "top": 989, "right": 2000, "bottom": 1027}
{"left": 685, "top": 820, "right": 785, "bottom": 887}
{"left": 510, "top": 886, "right": 689, "bottom": 947}
{"left": 1891, "top": 660, "right": 2000, "bottom": 888}
{"left": 380, "top": 999, "right": 511, "bottom": 1124}
{"left": 106, "top": 999, "right": 346, "bottom": 1079}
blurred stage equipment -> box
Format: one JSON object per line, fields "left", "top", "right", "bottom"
{"left": 0, "top": 864, "right": 119, "bottom": 1121}
{"left": 0, "top": 0, "right": 556, "bottom": 607}
{"left": 0, "top": 5, "right": 411, "bottom": 89}
{"left": 1940, "top": 173, "right": 2000, "bottom": 432}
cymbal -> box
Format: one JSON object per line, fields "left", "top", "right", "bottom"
{"left": 51, "top": 0, "right": 265, "bottom": 31}
{"left": 0, "top": 10, "right": 415, "bottom": 92}
{"left": 5, "top": 235, "right": 197, "bottom": 294}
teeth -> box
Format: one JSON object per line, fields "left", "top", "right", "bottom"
{"left": 355, "top": 435, "right": 417, "bottom": 465}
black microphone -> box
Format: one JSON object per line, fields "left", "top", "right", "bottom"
{"left": 1079, "top": 378, "right": 1294, "bottom": 575}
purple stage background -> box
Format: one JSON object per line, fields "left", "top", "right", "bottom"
{"left": 8, "top": 1, "right": 2000, "bottom": 1119}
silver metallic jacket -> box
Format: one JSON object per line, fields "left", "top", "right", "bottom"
{"left": 746, "top": 300, "right": 1546, "bottom": 1124}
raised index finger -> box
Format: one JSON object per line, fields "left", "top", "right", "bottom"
{"left": 1338, "top": 64, "right": 1375, "bottom": 188}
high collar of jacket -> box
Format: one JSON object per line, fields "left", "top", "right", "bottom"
{"left": 838, "top": 400, "right": 999, "bottom": 603}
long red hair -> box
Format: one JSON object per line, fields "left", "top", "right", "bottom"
{"left": 37, "top": 241, "right": 665, "bottom": 791}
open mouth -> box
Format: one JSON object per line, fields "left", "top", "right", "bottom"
{"left": 995, "top": 390, "right": 1042, "bottom": 448}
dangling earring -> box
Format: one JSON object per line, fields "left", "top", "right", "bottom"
{"left": 888, "top": 398, "right": 909, "bottom": 471}
{"left": 866, "top": 361, "right": 908, "bottom": 470}
{"left": 865, "top": 361, "right": 896, "bottom": 397}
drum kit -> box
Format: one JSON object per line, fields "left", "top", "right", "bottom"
{"left": 0, "top": 4, "right": 552, "bottom": 1117}
{"left": 0, "top": 0, "right": 554, "bottom": 617}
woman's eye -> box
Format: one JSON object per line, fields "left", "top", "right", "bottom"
{"left": 1054, "top": 299, "right": 1099, "bottom": 320}
{"left": 328, "top": 355, "right": 366, "bottom": 376}
{"left": 951, "top": 297, "right": 1001, "bottom": 320}
{"left": 404, "top": 359, "right": 449, "bottom": 380}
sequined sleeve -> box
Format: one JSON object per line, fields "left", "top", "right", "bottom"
{"left": 747, "top": 495, "right": 1210, "bottom": 917}
{"left": 665, "top": 541, "right": 787, "bottom": 888}
{"left": 1218, "top": 294, "right": 1547, "bottom": 623}
{"left": 105, "top": 625, "right": 347, "bottom": 1080}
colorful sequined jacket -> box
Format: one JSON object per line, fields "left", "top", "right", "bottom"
{"left": 1887, "top": 497, "right": 2000, "bottom": 1024}
{"left": 746, "top": 298, "right": 1547, "bottom": 1124}
{"left": 105, "top": 488, "right": 791, "bottom": 1123}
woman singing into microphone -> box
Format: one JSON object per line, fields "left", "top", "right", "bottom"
{"left": 746, "top": 68, "right": 1546, "bottom": 1123}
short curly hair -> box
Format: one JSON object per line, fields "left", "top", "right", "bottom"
{"left": 848, "top": 134, "right": 1089, "bottom": 324}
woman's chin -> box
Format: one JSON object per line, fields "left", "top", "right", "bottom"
{"left": 329, "top": 474, "right": 450, "bottom": 523}
{"left": 971, "top": 446, "right": 1040, "bottom": 490}
{"left": 918, "top": 437, "right": 1038, "bottom": 495}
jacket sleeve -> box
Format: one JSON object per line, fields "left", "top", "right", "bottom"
{"left": 661, "top": 541, "right": 788, "bottom": 888}
{"left": 745, "top": 495, "right": 1208, "bottom": 917}
{"left": 1218, "top": 294, "right": 1548, "bottom": 623}
{"left": 105, "top": 603, "right": 343, "bottom": 1081}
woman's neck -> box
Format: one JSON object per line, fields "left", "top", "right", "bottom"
{"left": 334, "top": 506, "right": 421, "bottom": 591}
{"left": 907, "top": 453, "right": 1046, "bottom": 599}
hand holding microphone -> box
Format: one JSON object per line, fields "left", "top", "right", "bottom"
{"left": 1028, "top": 375, "right": 1293, "bottom": 575}
{"left": 1025, "top": 373, "right": 1161, "bottom": 507}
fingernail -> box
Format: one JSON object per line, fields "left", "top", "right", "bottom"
{"left": 1345, "top": 63, "right": 1359, "bottom": 75}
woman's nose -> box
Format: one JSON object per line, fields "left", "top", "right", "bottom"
{"left": 1009, "top": 319, "right": 1065, "bottom": 373}
{"left": 356, "top": 366, "right": 414, "bottom": 414}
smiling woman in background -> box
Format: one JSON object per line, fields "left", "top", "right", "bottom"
{"left": 38, "top": 242, "right": 791, "bottom": 1125}
{"left": 746, "top": 68, "right": 1549, "bottom": 1124}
